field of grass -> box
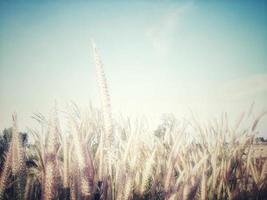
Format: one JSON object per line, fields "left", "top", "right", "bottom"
{"left": 0, "top": 108, "right": 266, "bottom": 200}
{"left": 0, "top": 45, "right": 266, "bottom": 200}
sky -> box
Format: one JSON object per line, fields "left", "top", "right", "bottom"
{"left": 0, "top": 0, "right": 267, "bottom": 136}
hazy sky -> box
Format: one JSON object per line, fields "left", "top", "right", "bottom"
{"left": 0, "top": 1, "right": 267, "bottom": 135}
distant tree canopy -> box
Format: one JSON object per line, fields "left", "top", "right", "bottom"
{"left": 255, "top": 137, "right": 267, "bottom": 143}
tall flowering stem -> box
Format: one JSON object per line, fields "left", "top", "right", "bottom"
{"left": 43, "top": 108, "right": 60, "bottom": 200}
{"left": 92, "top": 41, "right": 113, "bottom": 147}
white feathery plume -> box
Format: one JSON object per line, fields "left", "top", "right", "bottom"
{"left": 92, "top": 40, "right": 113, "bottom": 146}
{"left": 11, "top": 113, "right": 25, "bottom": 176}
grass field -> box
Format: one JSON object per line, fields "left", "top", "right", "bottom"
{"left": 0, "top": 107, "right": 266, "bottom": 200}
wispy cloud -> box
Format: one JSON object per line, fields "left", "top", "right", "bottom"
{"left": 219, "top": 73, "right": 267, "bottom": 101}
{"left": 145, "top": 2, "right": 194, "bottom": 56}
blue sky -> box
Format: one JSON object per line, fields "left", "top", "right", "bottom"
{"left": 0, "top": 0, "right": 267, "bottom": 135}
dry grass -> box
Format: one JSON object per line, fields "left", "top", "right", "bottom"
{"left": 1, "top": 104, "right": 266, "bottom": 200}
